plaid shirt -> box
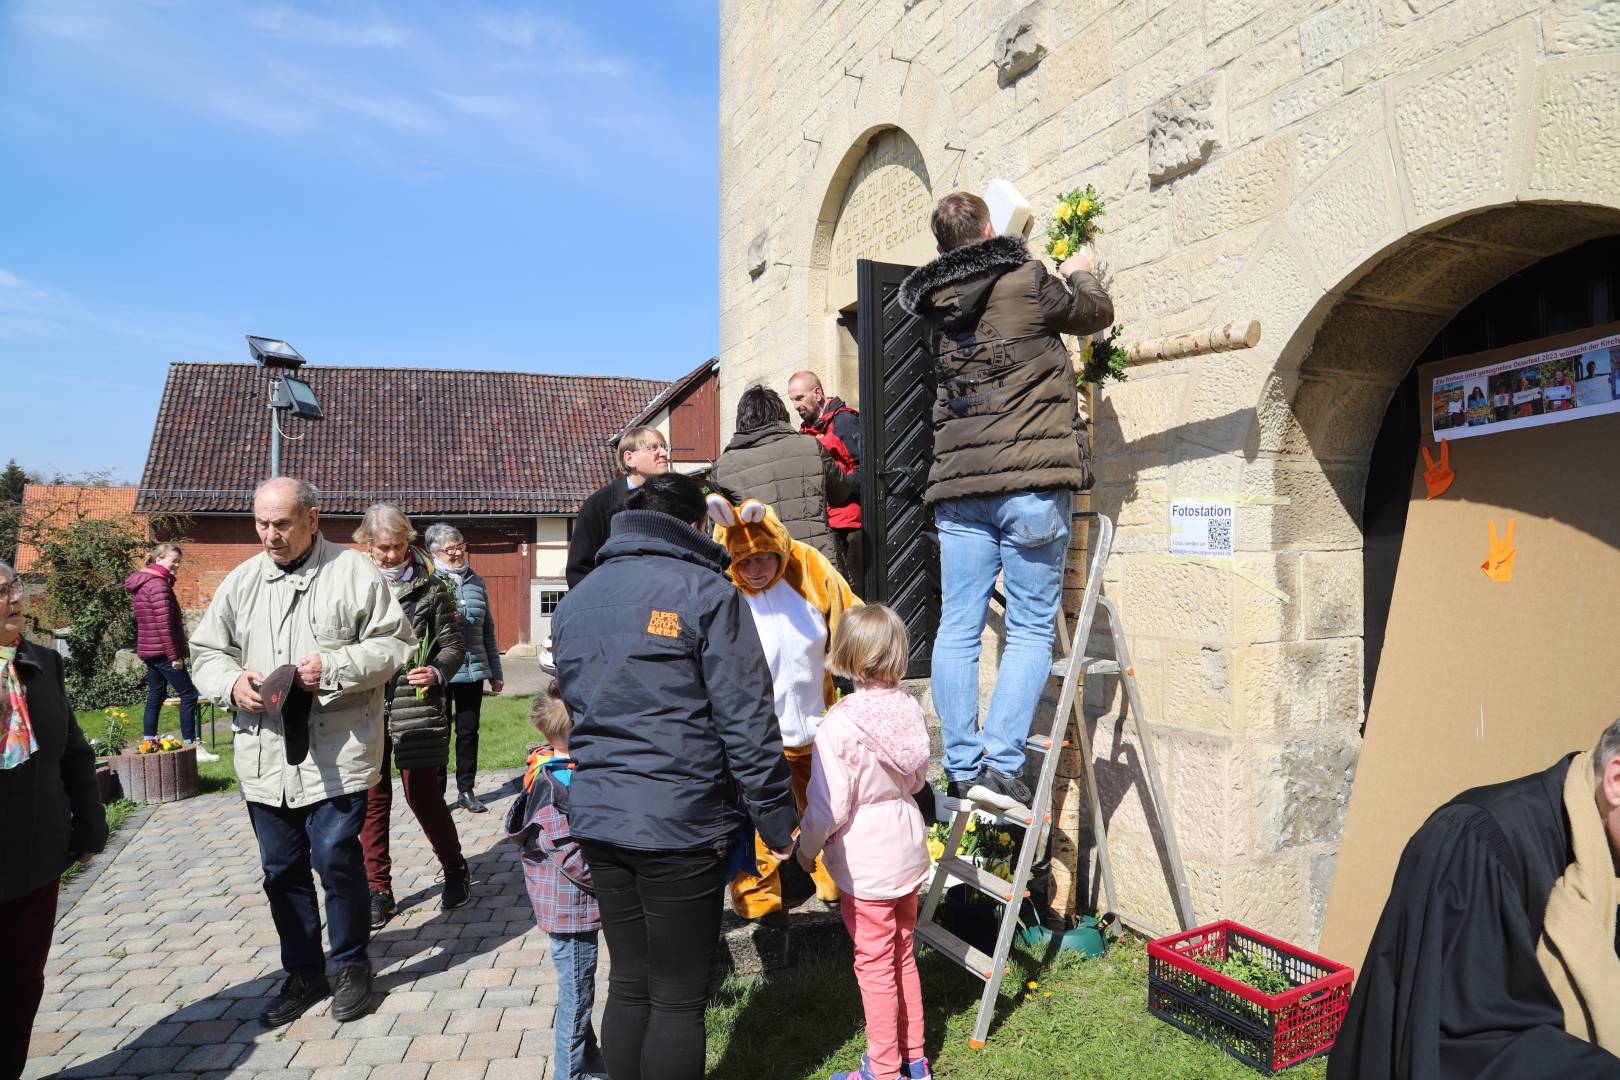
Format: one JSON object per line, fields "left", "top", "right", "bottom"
{"left": 508, "top": 749, "right": 599, "bottom": 934}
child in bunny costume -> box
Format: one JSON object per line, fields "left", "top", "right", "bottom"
{"left": 708, "top": 493, "right": 860, "bottom": 919}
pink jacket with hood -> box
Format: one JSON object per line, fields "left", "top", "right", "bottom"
{"left": 797, "top": 685, "right": 932, "bottom": 900}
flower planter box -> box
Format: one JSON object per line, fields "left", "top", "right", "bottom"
{"left": 95, "top": 763, "right": 118, "bottom": 804}
{"left": 1147, "top": 920, "right": 1353, "bottom": 1075}
{"left": 105, "top": 744, "right": 200, "bottom": 804}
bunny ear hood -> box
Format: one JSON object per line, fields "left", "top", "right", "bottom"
{"left": 709, "top": 496, "right": 792, "bottom": 593}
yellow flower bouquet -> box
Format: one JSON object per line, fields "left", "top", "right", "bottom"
{"left": 1044, "top": 183, "right": 1104, "bottom": 265}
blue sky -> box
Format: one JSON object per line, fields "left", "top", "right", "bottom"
{"left": 0, "top": 1, "right": 718, "bottom": 482}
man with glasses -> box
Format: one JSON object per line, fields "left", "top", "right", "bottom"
{"left": 565, "top": 426, "right": 672, "bottom": 587}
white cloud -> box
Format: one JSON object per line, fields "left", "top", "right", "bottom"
{"left": 5, "top": 1, "right": 706, "bottom": 186}
{"left": 249, "top": 6, "right": 407, "bottom": 49}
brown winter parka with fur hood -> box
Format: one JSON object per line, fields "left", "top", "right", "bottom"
{"left": 899, "top": 234, "right": 1113, "bottom": 504}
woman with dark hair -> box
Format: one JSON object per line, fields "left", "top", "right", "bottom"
{"left": 0, "top": 558, "right": 107, "bottom": 1075}
{"left": 707, "top": 385, "right": 851, "bottom": 566}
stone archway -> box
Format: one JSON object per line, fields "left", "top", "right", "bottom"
{"left": 1085, "top": 24, "right": 1620, "bottom": 935}
{"left": 807, "top": 125, "right": 936, "bottom": 400}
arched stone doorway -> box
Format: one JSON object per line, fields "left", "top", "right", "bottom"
{"left": 1248, "top": 200, "right": 1620, "bottom": 944}
{"left": 808, "top": 125, "right": 935, "bottom": 403}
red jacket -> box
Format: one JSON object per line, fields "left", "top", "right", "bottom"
{"left": 123, "top": 564, "right": 186, "bottom": 663}
{"left": 801, "top": 397, "right": 862, "bottom": 529}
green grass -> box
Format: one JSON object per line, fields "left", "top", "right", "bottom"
{"left": 705, "top": 934, "right": 1331, "bottom": 1080}
{"left": 61, "top": 798, "right": 137, "bottom": 883}
{"left": 77, "top": 693, "right": 539, "bottom": 796}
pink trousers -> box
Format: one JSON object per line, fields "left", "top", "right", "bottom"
{"left": 840, "top": 892, "right": 925, "bottom": 1078}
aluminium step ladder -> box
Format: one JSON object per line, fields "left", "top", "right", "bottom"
{"left": 915, "top": 510, "right": 1197, "bottom": 1048}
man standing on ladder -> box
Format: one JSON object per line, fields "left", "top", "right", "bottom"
{"left": 898, "top": 191, "right": 1112, "bottom": 818}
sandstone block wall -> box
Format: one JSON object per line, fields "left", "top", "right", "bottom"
{"left": 720, "top": 0, "right": 1620, "bottom": 944}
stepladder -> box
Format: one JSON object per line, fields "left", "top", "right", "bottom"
{"left": 915, "top": 510, "right": 1198, "bottom": 1048}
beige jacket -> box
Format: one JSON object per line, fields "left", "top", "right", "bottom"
{"left": 190, "top": 534, "right": 416, "bottom": 808}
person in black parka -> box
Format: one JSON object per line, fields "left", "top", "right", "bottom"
{"left": 0, "top": 557, "right": 108, "bottom": 1078}
{"left": 552, "top": 472, "right": 798, "bottom": 1080}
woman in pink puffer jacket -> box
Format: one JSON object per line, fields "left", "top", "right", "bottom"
{"left": 122, "top": 543, "right": 209, "bottom": 757}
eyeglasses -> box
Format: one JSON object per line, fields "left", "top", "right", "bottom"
{"left": 438, "top": 546, "right": 467, "bottom": 557}
{"left": 636, "top": 443, "right": 670, "bottom": 455}
{"left": 0, "top": 582, "right": 19, "bottom": 600}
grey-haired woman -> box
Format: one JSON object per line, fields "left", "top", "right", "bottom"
{"left": 424, "top": 523, "right": 503, "bottom": 813}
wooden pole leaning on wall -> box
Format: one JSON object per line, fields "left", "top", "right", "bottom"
{"left": 1048, "top": 320, "right": 1259, "bottom": 924}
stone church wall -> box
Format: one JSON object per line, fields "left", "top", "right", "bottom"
{"left": 719, "top": 0, "right": 1620, "bottom": 944}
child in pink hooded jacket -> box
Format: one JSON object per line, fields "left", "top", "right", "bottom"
{"left": 796, "top": 604, "right": 933, "bottom": 1080}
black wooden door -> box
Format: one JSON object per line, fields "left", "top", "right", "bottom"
{"left": 857, "top": 258, "right": 938, "bottom": 679}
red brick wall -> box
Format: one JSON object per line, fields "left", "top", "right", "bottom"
{"left": 154, "top": 517, "right": 534, "bottom": 649}
{"left": 153, "top": 516, "right": 363, "bottom": 611}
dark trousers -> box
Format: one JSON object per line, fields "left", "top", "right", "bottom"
{"left": 578, "top": 840, "right": 725, "bottom": 1080}
{"left": 246, "top": 792, "right": 371, "bottom": 976}
{"left": 362, "top": 735, "right": 463, "bottom": 894}
{"left": 1, "top": 880, "right": 59, "bottom": 1080}
{"left": 834, "top": 526, "right": 865, "bottom": 598}
{"left": 442, "top": 682, "right": 484, "bottom": 794}
{"left": 143, "top": 659, "right": 198, "bottom": 741}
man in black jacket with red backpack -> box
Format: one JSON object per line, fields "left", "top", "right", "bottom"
{"left": 788, "top": 371, "right": 864, "bottom": 592}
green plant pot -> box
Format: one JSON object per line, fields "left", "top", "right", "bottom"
{"left": 1017, "top": 914, "right": 1110, "bottom": 959}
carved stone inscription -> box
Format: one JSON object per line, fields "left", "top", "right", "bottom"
{"left": 826, "top": 128, "right": 933, "bottom": 311}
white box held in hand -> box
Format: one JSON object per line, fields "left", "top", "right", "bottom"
{"left": 986, "top": 178, "right": 1033, "bottom": 239}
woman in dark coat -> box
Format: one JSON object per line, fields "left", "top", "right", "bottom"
{"left": 707, "top": 385, "right": 851, "bottom": 567}
{"left": 353, "top": 506, "right": 468, "bottom": 930}
{"left": 123, "top": 542, "right": 215, "bottom": 761}
{"left": 0, "top": 557, "right": 108, "bottom": 1077}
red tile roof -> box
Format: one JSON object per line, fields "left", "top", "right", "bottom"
{"left": 135, "top": 363, "right": 671, "bottom": 515}
{"left": 15, "top": 485, "right": 142, "bottom": 573}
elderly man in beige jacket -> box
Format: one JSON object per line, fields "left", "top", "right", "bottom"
{"left": 191, "top": 477, "right": 414, "bottom": 1027}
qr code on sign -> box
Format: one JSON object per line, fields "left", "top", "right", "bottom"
{"left": 1208, "top": 518, "right": 1233, "bottom": 554}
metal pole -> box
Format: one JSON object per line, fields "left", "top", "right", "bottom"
{"left": 269, "top": 377, "right": 282, "bottom": 478}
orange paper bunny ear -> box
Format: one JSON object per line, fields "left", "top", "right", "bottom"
{"left": 706, "top": 493, "right": 738, "bottom": 527}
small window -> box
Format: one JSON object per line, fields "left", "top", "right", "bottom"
{"left": 540, "top": 590, "right": 566, "bottom": 615}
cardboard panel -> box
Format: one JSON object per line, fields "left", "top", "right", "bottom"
{"left": 1318, "top": 321, "right": 1620, "bottom": 971}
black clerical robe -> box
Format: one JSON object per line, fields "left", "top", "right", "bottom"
{"left": 1328, "top": 754, "right": 1620, "bottom": 1078}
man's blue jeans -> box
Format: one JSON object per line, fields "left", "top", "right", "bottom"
{"left": 931, "top": 489, "right": 1071, "bottom": 782}
{"left": 246, "top": 792, "right": 371, "bottom": 976}
{"left": 549, "top": 930, "right": 607, "bottom": 1080}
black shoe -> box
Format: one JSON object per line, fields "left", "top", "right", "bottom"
{"left": 259, "top": 971, "right": 329, "bottom": 1027}
{"left": 369, "top": 889, "right": 396, "bottom": 931}
{"left": 441, "top": 860, "right": 471, "bottom": 911}
{"left": 968, "top": 768, "right": 1033, "bottom": 819}
{"left": 330, "top": 966, "right": 374, "bottom": 1022}
{"left": 455, "top": 789, "right": 488, "bottom": 814}
{"left": 943, "top": 776, "right": 978, "bottom": 809}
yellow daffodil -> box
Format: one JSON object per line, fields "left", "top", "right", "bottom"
{"left": 1080, "top": 342, "right": 1095, "bottom": 365}
{"left": 997, "top": 830, "right": 1012, "bottom": 846}
{"left": 1056, "top": 202, "right": 1073, "bottom": 222}
{"left": 1051, "top": 238, "right": 1071, "bottom": 259}
{"left": 1043, "top": 992, "right": 1053, "bottom": 999}
{"left": 1076, "top": 197, "right": 1093, "bottom": 215}
{"left": 927, "top": 837, "right": 946, "bottom": 862}
{"left": 1027, "top": 980, "right": 1039, "bottom": 989}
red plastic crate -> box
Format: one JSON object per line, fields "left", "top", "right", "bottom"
{"left": 1147, "top": 920, "right": 1353, "bottom": 1074}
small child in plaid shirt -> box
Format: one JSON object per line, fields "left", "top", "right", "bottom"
{"left": 504, "top": 681, "right": 607, "bottom": 1080}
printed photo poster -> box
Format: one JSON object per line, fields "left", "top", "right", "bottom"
{"left": 1431, "top": 331, "right": 1620, "bottom": 441}
{"left": 1576, "top": 346, "right": 1616, "bottom": 408}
